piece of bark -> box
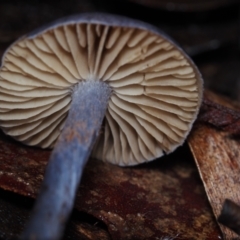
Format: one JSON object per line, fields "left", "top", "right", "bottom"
{"left": 0, "top": 130, "right": 221, "bottom": 239}
{"left": 198, "top": 91, "right": 240, "bottom": 135}
{"left": 189, "top": 91, "right": 240, "bottom": 239}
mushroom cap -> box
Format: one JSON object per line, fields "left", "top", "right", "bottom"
{"left": 0, "top": 13, "right": 203, "bottom": 166}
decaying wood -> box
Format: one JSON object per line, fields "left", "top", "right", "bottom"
{"left": 189, "top": 91, "right": 240, "bottom": 239}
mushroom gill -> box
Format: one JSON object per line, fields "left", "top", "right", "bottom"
{"left": 0, "top": 23, "right": 201, "bottom": 166}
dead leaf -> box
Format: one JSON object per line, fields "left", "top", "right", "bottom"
{"left": 0, "top": 130, "right": 221, "bottom": 239}
{"left": 189, "top": 91, "right": 240, "bottom": 239}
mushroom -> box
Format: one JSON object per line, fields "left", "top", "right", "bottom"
{"left": 0, "top": 13, "right": 203, "bottom": 240}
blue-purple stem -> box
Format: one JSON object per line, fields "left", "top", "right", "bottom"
{"left": 21, "top": 81, "right": 111, "bottom": 240}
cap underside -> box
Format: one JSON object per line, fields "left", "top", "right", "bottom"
{"left": 0, "top": 21, "right": 202, "bottom": 166}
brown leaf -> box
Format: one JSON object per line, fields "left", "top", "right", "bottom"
{"left": 0, "top": 131, "right": 220, "bottom": 239}
{"left": 189, "top": 91, "right": 240, "bottom": 239}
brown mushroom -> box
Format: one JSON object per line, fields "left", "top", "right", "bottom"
{"left": 0, "top": 13, "right": 203, "bottom": 240}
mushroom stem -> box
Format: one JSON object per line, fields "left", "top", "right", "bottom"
{"left": 21, "top": 81, "right": 112, "bottom": 240}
